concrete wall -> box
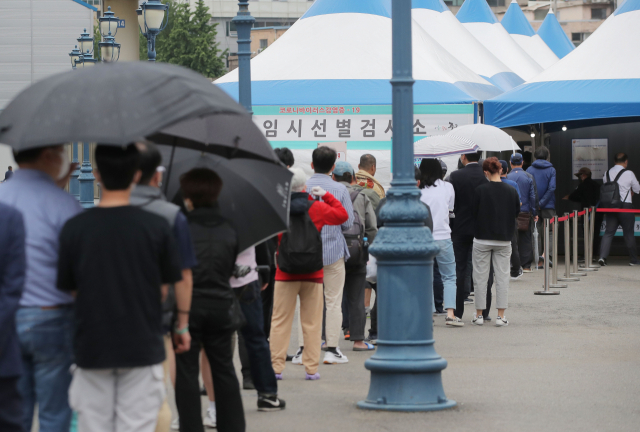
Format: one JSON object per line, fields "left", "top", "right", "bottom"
{"left": 0, "top": 0, "right": 95, "bottom": 110}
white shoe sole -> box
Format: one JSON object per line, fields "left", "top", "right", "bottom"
{"left": 495, "top": 321, "right": 509, "bottom": 327}
{"left": 472, "top": 320, "right": 483, "bottom": 326}
{"left": 292, "top": 357, "right": 302, "bottom": 365}
{"left": 323, "top": 356, "right": 349, "bottom": 364}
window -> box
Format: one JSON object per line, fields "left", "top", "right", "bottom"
{"left": 226, "top": 21, "right": 237, "bottom": 37}
{"left": 444, "top": 0, "right": 465, "bottom": 6}
{"left": 591, "top": 8, "right": 606, "bottom": 20}
{"left": 486, "top": 0, "right": 505, "bottom": 7}
{"left": 260, "top": 39, "right": 268, "bottom": 50}
{"left": 571, "top": 32, "right": 592, "bottom": 46}
{"left": 534, "top": 8, "right": 548, "bottom": 20}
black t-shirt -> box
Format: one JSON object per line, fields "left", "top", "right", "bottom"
{"left": 57, "top": 206, "right": 182, "bottom": 369}
{"left": 472, "top": 182, "right": 521, "bottom": 242}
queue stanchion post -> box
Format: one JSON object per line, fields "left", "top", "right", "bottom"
{"left": 559, "top": 212, "right": 580, "bottom": 282}
{"left": 580, "top": 208, "right": 597, "bottom": 271}
{"left": 549, "top": 216, "right": 568, "bottom": 288}
{"left": 571, "top": 210, "right": 587, "bottom": 277}
{"left": 535, "top": 218, "right": 560, "bottom": 295}
{"left": 588, "top": 206, "right": 601, "bottom": 268}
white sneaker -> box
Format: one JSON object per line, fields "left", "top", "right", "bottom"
{"left": 472, "top": 314, "right": 484, "bottom": 326}
{"left": 171, "top": 417, "right": 180, "bottom": 431}
{"left": 495, "top": 316, "right": 509, "bottom": 327}
{"left": 445, "top": 316, "right": 464, "bottom": 327}
{"left": 292, "top": 347, "right": 303, "bottom": 365}
{"left": 323, "top": 347, "right": 349, "bottom": 364}
{"left": 203, "top": 408, "right": 216, "bottom": 428}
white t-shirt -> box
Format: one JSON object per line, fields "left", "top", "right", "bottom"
{"left": 229, "top": 247, "right": 259, "bottom": 288}
{"left": 603, "top": 165, "right": 640, "bottom": 204}
{"left": 420, "top": 179, "right": 455, "bottom": 241}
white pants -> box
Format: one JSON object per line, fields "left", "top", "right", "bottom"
{"left": 69, "top": 364, "right": 165, "bottom": 432}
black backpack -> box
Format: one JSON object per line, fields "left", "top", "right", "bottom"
{"left": 600, "top": 169, "right": 628, "bottom": 208}
{"left": 277, "top": 201, "right": 323, "bottom": 274}
{"left": 343, "top": 190, "right": 366, "bottom": 270}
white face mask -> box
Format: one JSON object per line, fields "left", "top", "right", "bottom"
{"left": 56, "top": 149, "right": 70, "bottom": 180}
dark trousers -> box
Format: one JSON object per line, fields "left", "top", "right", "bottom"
{"left": 510, "top": 222, "right": 521, "bottom": 276}
{"left": 0, "top": 377, "right": 23, "bottom": 432}
{"left": 433, "top": 260, "right": 444, "bottom": 313}
{"left": 261, "top": 266, "right": 276, "bottom": 338}
{"left": 600, "top": 203, "right": 638, "bottom": 263}
{"left": 175, "top": 297, "right": 245, "bottom": 432}
{"left": 369, "top": 282, "right": 377, "bottom": 337}
{"left": 454, "top": 239, "right": 492, "bottom": 319}
{"left": 235, "top": 281, "right": 278, "bottom": 395}
{"left": 340, "top": 268, "right": 367, "bottom": 341}
{"left": 537, "top": 208, "right": 556, "bottom": 260}
{"left": 592, "top": 212, "right": 604, "bottom": 260}
{"left": 518, "top": 219, "right": 533, "bottom": 269}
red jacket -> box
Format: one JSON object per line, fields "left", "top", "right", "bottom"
{"left": 275, "top": 191, "right": 348, "bottom": 282}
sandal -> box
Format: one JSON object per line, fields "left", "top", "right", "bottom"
{"left": 353, "top": 342, "right": 375, "bottom": 351}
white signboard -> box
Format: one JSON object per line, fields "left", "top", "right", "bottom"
{"left": 572, "top": 139, "right": 608, "bottom": 180}
{"left": 320, "top": 142, "right": 347, "bottom": 161}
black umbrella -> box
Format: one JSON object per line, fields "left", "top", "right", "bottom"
{"left": 0, "top": 62, "right": 251, "bottom": 151}
{"left": 160, "top": 147, "right": 292, "bottom": 251}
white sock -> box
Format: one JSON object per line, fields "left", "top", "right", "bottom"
{"left": 209, "top": 401, "right": 216, "bottom": 415}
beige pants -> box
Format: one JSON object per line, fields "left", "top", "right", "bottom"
{"left": 323, "top": 258, "right": 346, "bottom": 348}
{"left": 270, "top": 280, "right": 324, "bottom": 375}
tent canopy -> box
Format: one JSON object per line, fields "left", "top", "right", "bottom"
{"left": 484, "top": 1, "right": 640, "bottom": 128}
{"left": 412, "top": 0, "right": 524, "bottom": 91}
{"left": 456, "top": 0, "right": 543, "bottom": 81}
{"left": 216, "top": 0, "right": 502, "bottom": 105}
{"left": 536, "top": 9, "right": 575, "bottom": 59}
{"left": 501, "top": 0, "right": 558, "bottom": 69}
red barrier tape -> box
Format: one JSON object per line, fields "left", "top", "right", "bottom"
{"left": 558, "top": 215, "right": 570, "bottom": 222}
{"left": 569, "top": 213, "right": 575, "bottom": 218}
{"left": 596, "top": 208, "right": 640, "bottom": 213}
{"left": 578, "top": 210, "right": 586, "bottom": 216}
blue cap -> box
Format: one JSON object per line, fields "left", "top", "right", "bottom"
{"left": 499, "top": 160, "right": 508, "bottom": 174}
{"left": 333, "top": 161, "right": 355, "bottom": 176}
{"left": 510, "top": 153, "right": 523, "bottom": 164}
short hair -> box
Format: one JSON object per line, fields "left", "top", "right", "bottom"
{"left": 274, "top": 147, "right": 294, "bottom": 167}
{"left": 95, "top": 144, "right": 140, "bottom": 191}
{"left": 13, "top": 147, "right": 48, "bottom": 164}
{"left": 464, "top": 151, "right": 481, "bottom": 162}
{"left": 414, "top": 166, "right": 422, "bottom": 181}
{"left": 135, "top": 141, "right": 162, "bottom": 185}
{"left": 359, "top": 154, "right": 377, "bottom": 170}
{"left": 482, "top": 157, "right": 502, "bottom": 175}
{"left": 8, "top": 166, "right": 11, "bottom": 170}
{"left": 180, "top": 168, "right": 223, "bottom": 208}
{"left": 333, "top": 172, "right": 353, "bottom": 184}
{"left": 419, "top": 159, "right": 443, "bottom": 189}
{"left": 312, "top": 146, "right": 337, "bottom": 174}
{"left": 615, "top": 152, "right": 628, "bottom": 163}
{"left": 534, "top": 146, "right": 549, "bottom": 161}
{"left": 290, "top": 167, "right": 307, "bottom": 192}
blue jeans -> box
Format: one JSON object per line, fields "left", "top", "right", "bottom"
{"left": 16, "top": 307, "right": 73, "bottom": 432}
{"left": 434, "top": 239, "right": 457, "bottom": 311}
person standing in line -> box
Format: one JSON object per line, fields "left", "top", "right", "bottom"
{"left": 527, "top": 146, "right": 556, "bottom": 268}
{"left": 0, "top": 204, "right": 25, "bottom": 432}
{"left": 306, "top": 147, "right": 354, "bottom": 364}
{"left": 57, "top": 145, "right": 187, "bottom": 432}
{"left": 449, "top": 151, "right": 493, "bottom": 320}
{"left": 471, "top": 158, "right": 520, "bottom": 327}
{"left": 419, "top": 159, "right": 461, "bottom": 326}
{"left": 433, "top": 159, "right": 449, "bottom": 315}
{"left": 174, "top": 168, "right": 245, "bottom": 432}
{"left": 0, "top": 145, "right": 80, "bottom": 432}
{"left": 500, "top": 160, "right": 523, "bottom": 280}
{"left": 508, "top": 154, "right": 538, "bottom": 273}
{"left": 4, "top": 166, "right": 13, "bottom": 181}
{"left": 129, "top": 142, "right": 196, "bottom": 432}
{"left": 563, "top": 167, "right": 602, "bottom": 258}
{"left": 270, "top": 169, "right": 348, "bottom": 380}
{"left": 599, "top": 153, "right": 640, "bottom": 266}
{"left": 332, "top": 161, "right": 377, "bottom": 350}
{"left": 355, "top": 154, "right": 386, "bottom": 200}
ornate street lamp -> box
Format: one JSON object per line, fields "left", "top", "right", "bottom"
{"left": 357, "top": 0, "right": 455, "bottom": 412}
{"left": 99, "top": 6, "right": 120, "bottom": 38}
{"left": 137, "top": 1, "right": 169, "bottom": 62}
{"left": 99, "top": 33, "right": 121, "bottom": 63}
{"left": 75, "top": 50, "right": 98, "bottom": 68}
{"left": 69, "top": 45, "right": 82, "bottom": 69}
{"left": 77, "top": 28, "right": 93, "bottom": 56}
{"left": 232, "top": 0, "right": 255, "bottom": 114}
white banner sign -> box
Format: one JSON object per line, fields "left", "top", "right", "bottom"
{"left": 572, "top": 139, "right": 608, "bottom": 180}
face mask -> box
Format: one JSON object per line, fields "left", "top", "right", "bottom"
{"left": 57, "top": 149, "right": 70, "bottom": 180}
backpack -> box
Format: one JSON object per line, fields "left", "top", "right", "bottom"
{"left": 343, "top": 190, "right": 366, "bottom": 270}
{"left": 277, "top": 201, "right": 323, "bottom": 274}
{"left": 600, "top": 169, "right": 628, "bottom": 208}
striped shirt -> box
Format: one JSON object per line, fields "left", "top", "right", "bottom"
{"left": 306, "top": 173, "right": 354, "bottom": 265}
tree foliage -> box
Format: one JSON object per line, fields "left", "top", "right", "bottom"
{"left": 139, "top": 1, "right": 227, "bottom": 79}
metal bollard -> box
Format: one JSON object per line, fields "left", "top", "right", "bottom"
{"left": 588, "top": 206, "right": 601, "bottom": 269}
{"left": 580, "top": 208, "right": 597, "bottom": 271}
{"left": 571, "top": 210, "right": 587, "bottom": 277}
{"left": 549, "top": 216, "right": 568, "bottom": 288}
{"left": 559, "top": 213, "right": 580, "bottom": 282}
{"left": 535, "top": 218, "right": 560, "bottom": 295}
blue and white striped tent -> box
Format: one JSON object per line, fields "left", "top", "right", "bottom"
{"left": 456, "top": 0, "right": 543, "bottom": 81}
{"left": 536, "top": 9, "right": 575, "bottom": 59}
{"left": 501, "top": 0, "right": 558, "bottom": 69}
{"left": 216, "top": 0, "right": 502, "bottom": 105}
{"left": 411, "top": 0, "right": 524, "bottom": 91}
{"left": 485, "top": 0, "right": 640, "bottom": 128}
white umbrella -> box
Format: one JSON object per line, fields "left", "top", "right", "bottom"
{"left": 414, "top": 134, "right": 479, "bottom": 158}
{"left": 447, "top": 124, "right": 518, "bottom": 153}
